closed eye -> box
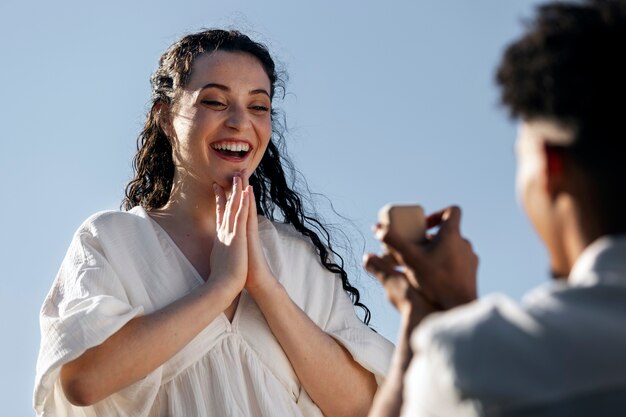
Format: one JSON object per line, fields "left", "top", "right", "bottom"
{"left": 250, "top": 105, "right": 270, "bottom": 112}
{"left": 202, "top": 100, "right": 227, "bottom": 109}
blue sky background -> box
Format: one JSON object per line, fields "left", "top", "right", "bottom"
{"left": 1, "top": 0, "right": 549, "bottom": 414}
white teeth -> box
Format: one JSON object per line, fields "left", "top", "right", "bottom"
{"left": 213, "top": 142, "right": 250, "bottom": 152}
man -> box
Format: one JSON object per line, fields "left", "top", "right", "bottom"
{"left": 365, "top": 1, "right": 626, "bottom": 416}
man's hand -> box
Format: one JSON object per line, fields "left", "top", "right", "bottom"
{"left": 364, "top": 245, "right": 438, "bottom": 417}
{"left": 363, "top": 253, "right": 436, "bottom": 320}
{"left": 375, "top": 206, "right": 479, "bottom": 310}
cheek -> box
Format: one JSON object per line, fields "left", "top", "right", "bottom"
{"left": 262, "top": 118, "right": 272, "bottom": 139}
{"left": 257, "top": 119, "right": 273, "bottom": 149}
{"left": 517, "top": 153, "right": 553, "bottom": 244}
{"left": 171, "top": 119, "right": 196, "bottom": 150}
{"left": 516, "top": 155, "right": 533, "bottom": 211}
{"left": 172, "top": 104, "right": 208, "bottom": 140}
{"left": 515, "top": 139, "right": 543, "bottom": 211}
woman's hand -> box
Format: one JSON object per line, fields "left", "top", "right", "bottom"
{"left": 210, "top": 176, "right": 251, "bottom": 297}
{"left": 243, "top": 182, "right": 279, "bottom": 295}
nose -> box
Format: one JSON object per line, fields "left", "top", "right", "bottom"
{"left": 224, "top": 103, "right": 250, "bottom": 131}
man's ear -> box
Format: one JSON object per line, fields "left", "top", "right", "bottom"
{"left": 544, "top": 143, "right": 567, "bottom": 200}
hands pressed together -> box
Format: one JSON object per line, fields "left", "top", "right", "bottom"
{"left": 210, "top": 175, "right": 278, "bottom": 304}
{"left": 364, "top": 206, "right": 479, "bottom": 320}
{"left": 213, "top": 176, "right": 380, "bottom": 417}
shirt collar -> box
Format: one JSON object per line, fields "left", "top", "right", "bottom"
{"left": 569, "top": 234, "right": 626, "bottom": 286}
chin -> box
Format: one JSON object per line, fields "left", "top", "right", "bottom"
{"left": 549, "top": 267, "right": 568, "bottom": 280}
{"left": 213, "top": 171, "right": 249, "bottom": 190}
{"left": 547, "top": 250, "right": 571, "bottom": 280}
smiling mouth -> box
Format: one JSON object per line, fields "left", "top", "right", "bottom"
{"left": 211, "top": 142, "right": 252, "bottom": 159}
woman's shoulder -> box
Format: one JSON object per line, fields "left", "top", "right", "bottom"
{"left": 70, "top": 207, "right": 157, "bottom": 252}
{"left": 258, "top": 217, "right": 316, "bottom": 251}
{"left": 259, "top": 216, "right": 311, "bottom": 244}
{"left": 77, "top": 206, "right": 150, "bottom": 234}
{"left": 62, "top": 207, "right": 163, "bottom": 270}
{"left": 257, "top": 217, "right": 326, "bottom": 283}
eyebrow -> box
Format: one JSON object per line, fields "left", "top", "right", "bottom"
{"left": 201, "top": 83, "right": 270, "bottom": 98}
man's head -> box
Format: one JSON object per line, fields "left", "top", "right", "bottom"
{"left": 496, "top": 0, "right": 626, "bottom": 276}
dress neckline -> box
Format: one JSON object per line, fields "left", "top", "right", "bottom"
{"left": 137, "top": 206, "right": 245, "bottom": 328}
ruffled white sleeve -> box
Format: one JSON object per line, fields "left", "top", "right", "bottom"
{"left": 321, "top": 268, "right": 394, "bottom": 386}
{"left": 33, "top": 221, "right": 158, "bottom": 416}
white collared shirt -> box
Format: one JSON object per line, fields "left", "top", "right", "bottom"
{"left": 402, "top": 235, "right": 626, "bottom": 417}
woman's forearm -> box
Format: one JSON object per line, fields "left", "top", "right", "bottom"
{"left": 249, "top": 281, "right": 378, "bottom": 417}
{"left": 60, "top": 280, "right": 235, "bottom": 407}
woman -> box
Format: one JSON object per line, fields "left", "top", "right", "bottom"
{"left": 34, "top": 30, "right": 392, "bottom": 417}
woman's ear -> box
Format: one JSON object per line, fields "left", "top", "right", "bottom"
{"left": 155, "top": 102, "right": 173, "bottom": 139}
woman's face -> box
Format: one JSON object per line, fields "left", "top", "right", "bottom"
{"left": 167, "top": 50, "right": 272, "bottom": 191}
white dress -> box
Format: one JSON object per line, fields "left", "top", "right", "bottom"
{"left": 34, "top": 207, "right": 393, "bottom": 417}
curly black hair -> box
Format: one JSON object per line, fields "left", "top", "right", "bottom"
{"left": 497, "top": 0, "right": 626, "bottom": 232}
{"left": 496, "top": 0, "right": 626, "bottom": 170}
{"left": 123, "top": 29, "right": 371, "bottom": 323}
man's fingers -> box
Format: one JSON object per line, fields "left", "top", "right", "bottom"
{"left": 375, "top": 222, "right": 425, "bottom": 270}
{"left": 425, "top": 209, "right": 446, "bottom": 229}
{"left": 425, "top": 206, "right": 462, "bottom": 239}
{"left": 375, "top": 223, "right": 416, "bottom": 255}
{"left": 363, "top": 253, "right": 403, "bottom": 284}
{"left": 364, "top": 253, "right": 422, "bottom": 311}
{"left": 439, "top": 206, "right": 462, "bottom": 234}
{"left": 380, "top": 253, "right": 399, "bottom": 268}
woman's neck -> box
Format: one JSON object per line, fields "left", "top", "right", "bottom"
{"left": 152, "top": 178, "right": 219, "bottom": 237}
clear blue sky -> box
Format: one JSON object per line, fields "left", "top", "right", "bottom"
{"left": 0, "top": 0, "right": 548, "bottom": 414}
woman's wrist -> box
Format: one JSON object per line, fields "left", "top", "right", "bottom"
{"left": 203, "top": 274, "right": 242, "bottom": 311}
{"left": 247, "top": 277, "right": 285, "bottom": 308}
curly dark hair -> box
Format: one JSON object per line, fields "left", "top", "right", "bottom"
{"left": 123, "top": 29, "right": 371, "bottom": 323}
{"left": 496, "top": 0, "right": 626, "bottom": 171}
